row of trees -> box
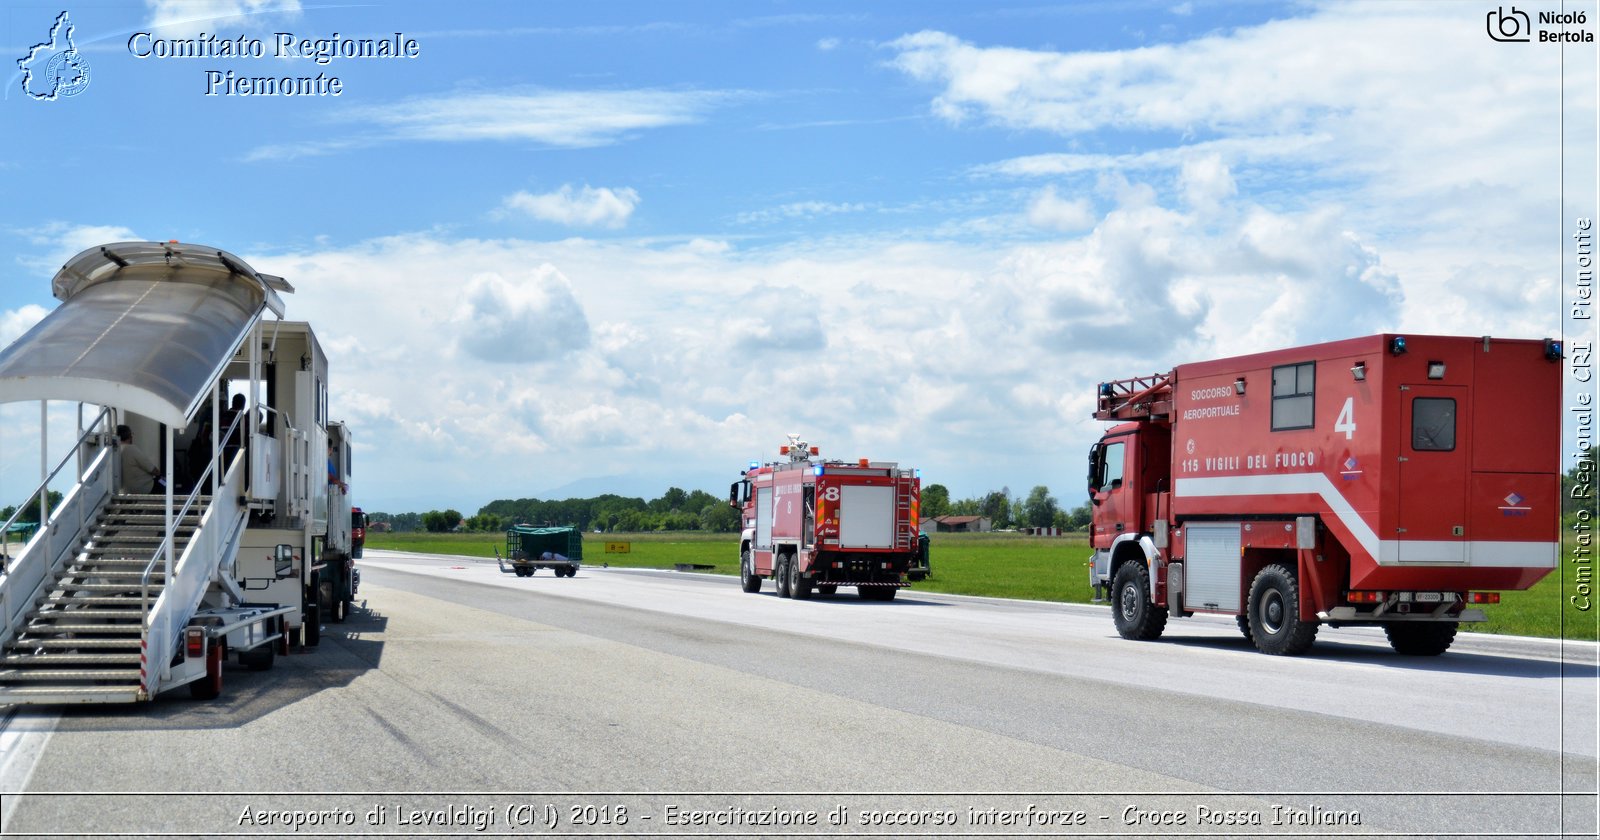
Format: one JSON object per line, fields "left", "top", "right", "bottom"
{"left": 922, "top": 484, "right": 1091, "bottom": 531}
{"left": 368, "top": 484, "right": 1094, "bottom": 534}
{"left": 368, "top": 487, "right": 743, "bottom": 534}
{"left": 1, "top": 490, "right": 63, "bottom": 529}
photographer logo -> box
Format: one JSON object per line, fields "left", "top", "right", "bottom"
{"left": 1486, "top": 6, "right": 1532, "bottom": 41}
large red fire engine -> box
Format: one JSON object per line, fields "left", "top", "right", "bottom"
{"left": 1088, "top": 334, "right": 1563, "bottom": 655}
{"left": 731, "top": 436, "right": 929, "bottom": 601}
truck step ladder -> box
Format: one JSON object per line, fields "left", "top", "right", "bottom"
{"left": 895, "top": 478, "right": 913, "bottom": 551}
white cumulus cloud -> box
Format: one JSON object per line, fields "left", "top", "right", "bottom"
{"left": 1025, "top": 186, "right": 1094, "bottom": 232}
{"left": 451, "top": 267, "right": 591, "bottom": 363}
{"left": 0, "top": 305, "right": 49, "bottom": 347}
{"left": 503, "top": 185, "right": 640, "bottom": 229}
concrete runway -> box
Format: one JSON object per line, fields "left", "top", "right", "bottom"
{"left": 0, "top": 548, "right": 1594, "bottom": 837}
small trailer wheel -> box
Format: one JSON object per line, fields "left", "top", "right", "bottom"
{"left": 190, "top": 641, "right": 223, "bottom": 700}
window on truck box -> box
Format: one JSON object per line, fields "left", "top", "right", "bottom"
{"left": 1412, "top": 397, "right": 1457, "bottom": 451}
{"left": 1271, "top": 362, "right": 1315, "bottom": 431}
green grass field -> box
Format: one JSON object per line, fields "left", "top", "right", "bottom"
{"left": 368, "top": 530, "right": 1596, "bottom": 642}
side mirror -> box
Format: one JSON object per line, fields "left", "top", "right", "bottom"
{"left": 274, "top": 544, "right": 295, "bottom": 579}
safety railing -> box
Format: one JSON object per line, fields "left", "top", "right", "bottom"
{"left": 139, "top": 415, "right": 249, "bottom": 699}
{"left": 0, "top": 407, "right": 117, "bottom": 650}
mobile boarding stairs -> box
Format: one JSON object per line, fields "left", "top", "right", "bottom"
{"left": 0, "top": 242, "right": 297, "bottom": 704}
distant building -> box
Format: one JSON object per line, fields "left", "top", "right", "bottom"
{"left": 927, "top": 515, "right": 992, "bottom": 533}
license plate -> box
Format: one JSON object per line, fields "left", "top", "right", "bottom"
{"left": 1415, "top": 592, "right": 1443, "bottom": 603}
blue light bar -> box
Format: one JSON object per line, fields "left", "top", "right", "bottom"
{"left": 915, "top": 469, "right": 922, "bottom": 479}
{"left": 748, "top": 460, "right": 759, "bottom": 470}
{"left": 1389, "top": 336, "right": 1407, "bottom": 355}
{"left": 814, "top": 465, "right": 824, "bottom": 476}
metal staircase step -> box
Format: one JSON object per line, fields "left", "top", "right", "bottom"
{"left": 0, "top": 687, "right": 144, "bottom": 704}
{"left": 99, "top": 512, "right": 205, "bottom": 521}
{"left": 1, "top": 653, "right": 142, "bottom": 665}
{"left": 77, "top": 551, "right": 187, "bottom": 562}
{"left": 36, "top": 595, "right": 159, "bottom": 606}
{"left": 19, "top": 624, "right": 143, "bottom": 634}
{"left": 28, "top": 608, "right": 144, "bottom": 619}
{"left": 47, "top": 583, "right": 168, "bottom": 593}
{"left": 9, "top": 638, "right": 141, "bottom": 650}
{"left": 60, "top": 570, "right": 167, "bottom": 580}
{"left": 0, "top": 668, "right": 140, "bottom": 681}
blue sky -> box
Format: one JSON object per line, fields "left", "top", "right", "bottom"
{"left": 2, "top": 0, "right": 1595, "bottom": 514}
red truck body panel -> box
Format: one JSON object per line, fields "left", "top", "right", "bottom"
{"left": 1093, "top": 334, "right": 1561, "bottom": 625}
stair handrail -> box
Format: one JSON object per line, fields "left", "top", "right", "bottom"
{"left": 0, "top": 406, "right": 115, "bottom": 572}
{"left": 0, "top": 406, "right": 118, "bottom": 653}
{"left": 138, "top": 411, "right": 250, "bottom": 698}
{"left": 139, "top": 409, "right": 245, "bottom": 612}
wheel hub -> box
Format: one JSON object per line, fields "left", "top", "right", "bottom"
{"left": 1263, "top": 593, "right": 1284, "bottom": 634}
{"left": 1120, "top": 585, "right": 1138, "bottom": 620}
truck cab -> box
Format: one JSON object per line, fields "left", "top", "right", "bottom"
{"left": 1087, "top": 422, "right": 1172, "bottom": 551}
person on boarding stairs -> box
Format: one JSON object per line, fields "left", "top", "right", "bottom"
{"left": 117, "top": 424, "right": 162, "bottom": 495}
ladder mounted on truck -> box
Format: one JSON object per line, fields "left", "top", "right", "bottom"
{"left": 0, "top": 241, "right": 293, "bottom": 704}
{"left": 1094, "top": 373, "right": 1174, "bottom": 422}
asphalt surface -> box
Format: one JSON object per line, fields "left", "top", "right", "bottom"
{"left": 0, "top": 548, "right": 1594, "bottom": 838}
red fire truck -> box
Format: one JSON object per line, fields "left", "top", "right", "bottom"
{"left": 731, "top": 437, "right": 928, "bottom": 601}
{"left": 1088, "top": 333, "right": 1563, "bottom": 655}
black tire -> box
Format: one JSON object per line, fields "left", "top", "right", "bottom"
{"left": 239, "top": 641, "right": 274, "bottom": 671}
{"left": 331, "top": 594, "right": 347, "bottom": 624}
{"left": 790, "top": 559, "right": 814, "bottom": 600}
{"left": 775, "top": 555, "right": 793, "bottom": 598}
{"left": 740, "top": 549, "right": 762, "bottom": 593}
{"left": 189, "top": 641, "right": 223, "bottom": 700}
{"left": 1384, "top": 621, "right": 1458, "bottom": 656}
{"left": 817, "top": 584, "right": 837, "bottom": 596}
{"left": 1247, "top": 564, "right": 1319, "bottom": 655}
{"left": 1112, "top": 562, "right": 1168, "bottom": 640}
{"left": 342, "top": 598, "right": 355, "bottom": 617}
{"left": 1236, "top": 615, "right": 1252, "bottom": 640}
{"left": 318, "top": 579, "right": 335, "bottom": 620}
